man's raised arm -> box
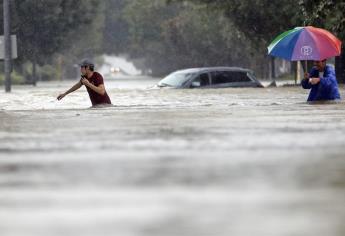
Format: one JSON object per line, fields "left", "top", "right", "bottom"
{"left": 57, "top": 81, "right": 82, "bottom": 100}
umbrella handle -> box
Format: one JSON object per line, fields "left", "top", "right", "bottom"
{"left": 301, "top": 60, "right": 308, "bottom": 73}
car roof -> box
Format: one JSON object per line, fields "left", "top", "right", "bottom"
{"left": 173, "top": 67, "right": 254, "bottom": 74}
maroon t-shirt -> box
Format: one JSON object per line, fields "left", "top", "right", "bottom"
{"left": 85, "top": 72, "right": 111, "bottom": 106}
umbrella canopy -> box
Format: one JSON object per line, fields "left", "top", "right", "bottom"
{"left": 268, "top": 26, "right": 342, "bottom": 61}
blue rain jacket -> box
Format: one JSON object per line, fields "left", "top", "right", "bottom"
{"left": 301, "top": 65, "right": 341, "bottom": 101}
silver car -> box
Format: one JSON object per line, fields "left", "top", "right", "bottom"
{"left": 158, "top": 67, "right": 263, "bottom": 88}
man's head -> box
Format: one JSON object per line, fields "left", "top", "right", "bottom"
{"left": 313, "top": 59, "right": 327, "bottom": 72}
{"left": 79, "top": 59, "right": 94, "bottom": 76}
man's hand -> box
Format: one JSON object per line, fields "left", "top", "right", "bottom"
{"left": 304, "top": 72, "right": 310, "bottom": 79}
{"left": 309, "top": 77, "right": 321, "bottom": 85}
{"left": 81, "top": 78, "right": 91, "bottom": 86}
{"left": 57, "top": 93, "right": 66, "bottom": 100}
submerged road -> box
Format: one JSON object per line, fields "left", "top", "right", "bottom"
{"left": 0, "top": 78, "right": 345, "bottom": 236}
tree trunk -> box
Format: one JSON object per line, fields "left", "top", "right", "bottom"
{"left": 335, "top": 45, "right": 345, "bottom": 84}
{"left": 32, "top": 57, "right": 37, "bottom": 86}
{"left": 57, "top": 55, "right": 63, "bottom": 81}
{"left": 294, "top": 61, "right": 302, "bottom": 84}
{"left": 271, "top": 57, "right": 276, "bottom": 80}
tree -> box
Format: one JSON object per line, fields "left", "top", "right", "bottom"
{"left": 102, "top": 0, "right": 130, "bottom": 54}
{"left": 171, "top": 0, "right": 345, "bottom": 82}
{"left": 169, "top": 0, "right": 301, "bottom": 47}
{"left": 0, "top": 0, "right": 102, "bottom": 83}
{"left": 167, "top": 0, "right": 304, "bottom": 79}
{"left": 160, "top": 5, "right": 260, "bottom": 72}
{"left": 121, "top": 0, "right": 182, "bottom": 75}
{"left": 299, "top": 0, "right": 345, "bottom": 82}
{"left": 117, "top": 0, "right": 266, "bottom": 76}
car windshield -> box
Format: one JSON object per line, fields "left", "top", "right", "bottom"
{"left": 158, "top": 72, "right": 195, "bottom": 87}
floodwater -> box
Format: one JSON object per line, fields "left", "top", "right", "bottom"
{"left": 0, "top": 76, "right": 345, "bottom": 236}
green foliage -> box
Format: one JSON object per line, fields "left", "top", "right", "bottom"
{"left": 38, "top": 64, "right": 58, "bottom": 81}
{"left": 0, "top": 0, "right": 104, "bottom": 82}
{"left": 102, "top": 0, "right": 130, "bottom": 54}
{"left": 167, "top": 0, "right": 345, "bottom": 81}
{"left": 121, "top": 0, "right": 179, "bottom": 74}
{"left": 169, "top": 0, "right": 303, "bottom": 47}
{"left": 160, "top": 5, "right": 258, "bottom": 68}
{"left": 299, "top": 0, "right": 345, "bottom": 82}
{"left": 56, "top": 2, "right": 106, "bottom": 79}
{"left": 0, "top": 0, "right": 343, "bottom": 81}
{"left": 299, "top": 0, "right": 345, "bottom": 38}
{"left": 120, "top": 0, "right": 267, "bottom": 75}
{"left": 18, "top": 61, "right": 59, "bottom": 82}
{"left": 0, "top": 71, "right": 25, "bottom": 85}
{"left": 5, "top": 0, "right": 101, "bottom": 65}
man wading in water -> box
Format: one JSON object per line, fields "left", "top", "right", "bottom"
{"left": 57, "top": 59, "right": 112, "bottom": 106}
{"left": 301, "top": 59, "right": 340, "bottom": 102}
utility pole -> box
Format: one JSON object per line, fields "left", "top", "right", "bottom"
{"left": 3, "top": 0, "right": 12, "bottom": 92}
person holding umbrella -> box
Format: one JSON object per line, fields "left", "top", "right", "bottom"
{"left": 301, "top": 59, "right": 340, "bottom": 101}
{"left": 57, "top": 59, "right": 112, "bottom": 106}
{"left": 268, "top": 26, "right": 342, "bottom": 102}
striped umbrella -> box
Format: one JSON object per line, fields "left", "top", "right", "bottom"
{"left": 268, "top": 26, "right": 342, "bottom": 61}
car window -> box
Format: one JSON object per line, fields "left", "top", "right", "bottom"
{"left": 191, "top": 73, "right": 210, "bottom": 87}
{"left": 211, "top": 71, "right": 251, "bottom": 84}
{"left": 159, "top": 72, "right": 196, "bottom": 87}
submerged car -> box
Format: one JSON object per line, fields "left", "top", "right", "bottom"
{"left": 157, "top": 67, "right": 263, "bottom": 88}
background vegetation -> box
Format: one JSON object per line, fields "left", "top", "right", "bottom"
{"left": 0, "top": 0, "right": 344, "bottom": 84}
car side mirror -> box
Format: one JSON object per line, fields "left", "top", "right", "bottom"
{"left": 191, "top": 81, "right": 201, "bottom": 87}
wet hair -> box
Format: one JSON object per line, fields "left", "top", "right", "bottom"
{"left": 314, "top": 59, "right": 327, "bottom": 63}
